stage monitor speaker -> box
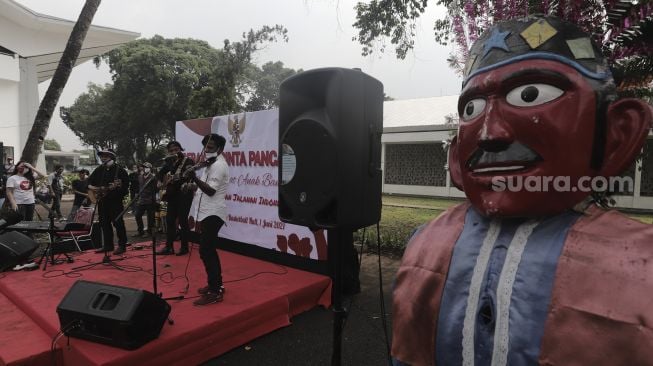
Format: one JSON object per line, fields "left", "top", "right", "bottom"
{"left": 0, "top": 231, "right": 39, "bottom": 271}
{"left": 278, "top": 67, "right": 383, "bottom": 230}
{"left": 56, "top": 280, "right": 171, "bottom": 350}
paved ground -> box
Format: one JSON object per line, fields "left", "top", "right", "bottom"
{"left": 31, "top": 196, "right": 404, "bottom": 366}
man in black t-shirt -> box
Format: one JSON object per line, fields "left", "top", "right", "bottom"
{"left": 89, "top": 149, "right": 129, "bottom": 255}
{"left": 156, "top": 141, "right": 194, "bottom": 255}
{"left": 68, "top": 169, "right": 90, "bottom": 221}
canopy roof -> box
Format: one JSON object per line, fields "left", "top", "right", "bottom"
{"left": 0, "top": 0, "right": 139, "bottom": 82}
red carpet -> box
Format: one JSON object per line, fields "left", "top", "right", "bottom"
{"left": 0, "top": 242, "right": 331, "bottom": 366}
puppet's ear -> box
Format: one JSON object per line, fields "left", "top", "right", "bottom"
{"left": 600, "top": 98, "right": 652, "bottom": 177}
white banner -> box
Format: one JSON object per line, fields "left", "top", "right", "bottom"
{"left": 176, "top": 110, "right": 327, "bottom": 260}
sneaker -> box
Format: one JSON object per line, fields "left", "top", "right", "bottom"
{"left": 113, "top": 247, "right": 126, "bottom": 255}
{"left": 198, "top": 285, "right": 225, "bottom": 295}
{"left": 193, "top": 289, "right": 224, "bottom": 306}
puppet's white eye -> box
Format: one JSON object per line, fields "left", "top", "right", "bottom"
{"left": 461, "top": 98, "right": 486, "bottom": 121}
{"left": 506, "top": 84, "right": 564, "bottom": 107}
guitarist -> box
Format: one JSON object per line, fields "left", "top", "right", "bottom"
{"left": 88, "top": 149, "right": 129, "bottom": 255}
{"left": 156, "top": 141, "right": 194, "bottom": 255}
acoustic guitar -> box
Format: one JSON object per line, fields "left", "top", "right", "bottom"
{"left": 88, "top": 179, "right": 122, "bottom": 204}
{"left": 159, "top": 157, "right": 188, "bottom": 201}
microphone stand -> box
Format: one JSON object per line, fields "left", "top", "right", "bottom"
{"left": 114, "top": 170, "right": 182, "bottom": 306}
{"left": 137, "top": 171, "right": 178, "bottom": 324}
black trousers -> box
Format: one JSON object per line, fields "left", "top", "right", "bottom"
{"left": 17, "top": 204, "right": 35, "bottom": 221}
{"left": 134, "top": 203, "right": 156, "bottom": 235}
{"left": 51, "top": 192, "right": 62, "bottom": 218}
{"left": 199, "top": 216, "right": 225, "bottom": 291}
{"left": 98, "top": 199, "right": 128, "bottom": 250}
{"left": 165, "top": 193, "right": 192, "bottom": 249}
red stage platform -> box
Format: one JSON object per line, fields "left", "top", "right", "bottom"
{"left": 0, "top": 243, "right": 331, "bottom": 366}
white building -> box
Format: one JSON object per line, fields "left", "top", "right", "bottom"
{"left": 0, "top": 0, "right": 139, "bottom": 170}
{"left": 381, "top": 95, "right": 653, "bottom": 211}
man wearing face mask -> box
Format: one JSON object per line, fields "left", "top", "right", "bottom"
{"left": 186, "top": 133, "right": 229, "bottom": 306}
{"left": 88, "top": 149, "right": 130, "bottom": 255}
{"left": 157, "top": 141, "right": 194, "bottom": 256}
{"left": 133, "top": 162, "right": 157, "bottom": 237}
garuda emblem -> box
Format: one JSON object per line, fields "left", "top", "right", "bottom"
{"left": 227, "top": 113, "right": 246, "bottom": 147}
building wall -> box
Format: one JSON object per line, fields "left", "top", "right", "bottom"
{"left": 0, "top": 62, "right": 20, "bottom": 158}
{"left": 0, "top": 54, "right": 41, "bottom": 165}
{"left": 18, "top": 57, "right": 39, "bottom": 154}
{"left": 382, "top": 130, "right": 653, "bottom": 211}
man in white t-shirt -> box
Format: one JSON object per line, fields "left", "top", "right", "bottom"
{"left": 186, "top": 133, "right": 229, "bottom": 306}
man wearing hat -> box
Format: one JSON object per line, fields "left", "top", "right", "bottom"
{"left": 133, "top": 162, "right": 157, "bottom": 237}
{"left": 157, "top": 140, "right": 194, "bottom": 255}
{"left": 88, "top": 148, "right": 130, "bottom": 255}
{"left": 391, "top": 15, "right": 653, "bottom": 365}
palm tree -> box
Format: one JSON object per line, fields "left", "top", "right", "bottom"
{"left": 21, "top": 0, "right": 102, "bottom": 164}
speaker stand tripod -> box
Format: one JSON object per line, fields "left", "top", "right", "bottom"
{"left": 327, "top": 228, "right": 355, "bottom": 366}
{"left": 36, "top": 201, "right": 74, "bottom": 270}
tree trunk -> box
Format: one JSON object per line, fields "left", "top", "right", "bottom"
{"left": 20, "top": 0, "right": 102, "bottom": 164}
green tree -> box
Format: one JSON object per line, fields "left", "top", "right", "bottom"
{"left": 353, "top": 0, "right": 653, "bottom": 96}
{"left": 43, "top": 139, "right": 62, "bottom": 151}
{"left": 243, "top": 61, "right": 300, "bottom": 111}
{"left": 21, "top": 0, "right": 102, "bottom": 164}
{"left": 188, "top": 25, "right": 289, "bottom": 117}
{"left": 62, "top": 26, "right": 288, "bottom": 163}
{"left": 61, "top": 83, "right": 117, "bottom": 150}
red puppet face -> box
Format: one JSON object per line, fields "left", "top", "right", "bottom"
{"left": 451, "top": 59, "right": 601, "bottom": 217}
{"left": 448, "top": 16, "right": 652, "bottom": 218}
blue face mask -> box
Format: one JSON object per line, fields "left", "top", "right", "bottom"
{"left": 205, "top": 152, "right": 218, "bottom": 158}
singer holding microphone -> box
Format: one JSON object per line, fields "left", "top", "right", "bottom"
{"left": 157, "top": 141, "right": 194, "bottom": 256}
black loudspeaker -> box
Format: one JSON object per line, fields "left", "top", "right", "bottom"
{"left": 0, "top": 231, "right": 39, "bottom": 271}
{"left": 278, "top": 68, "right": 383, "bottom": 230}
{"left": 56, "top": 280, "right": 171, "bottom": 350}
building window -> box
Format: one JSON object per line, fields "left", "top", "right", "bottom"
{"left": 385, "top": 143, "right": 447, "bottom": 186}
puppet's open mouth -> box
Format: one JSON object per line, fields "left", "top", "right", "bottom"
{"left": 467, "top": 142, "right": 541, "bottom": 174}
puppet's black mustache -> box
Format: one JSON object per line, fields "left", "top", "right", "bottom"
{"left": 467, "top": 142, "right": 541, "bottom": 169}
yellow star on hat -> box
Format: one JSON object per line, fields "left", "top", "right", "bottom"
{"left": 520, "top": 19, "right": 558, "bottom": 49}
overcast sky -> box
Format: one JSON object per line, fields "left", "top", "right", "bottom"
{"left": 16, "top": 0, "right": 462, "bottom": 151}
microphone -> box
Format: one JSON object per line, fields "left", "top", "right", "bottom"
{"left": 0, "top": 210, "right": 23, "bottom": 230}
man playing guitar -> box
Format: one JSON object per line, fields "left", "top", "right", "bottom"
{"left": 157, "top": 141, "right": 194, "bottom": 255}
{"left": 88, "top": 149, "right": 130, "bottom": 255}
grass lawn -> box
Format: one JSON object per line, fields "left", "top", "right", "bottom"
{"left": 368, "top": 194, "right": 653, "bottom": 255}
